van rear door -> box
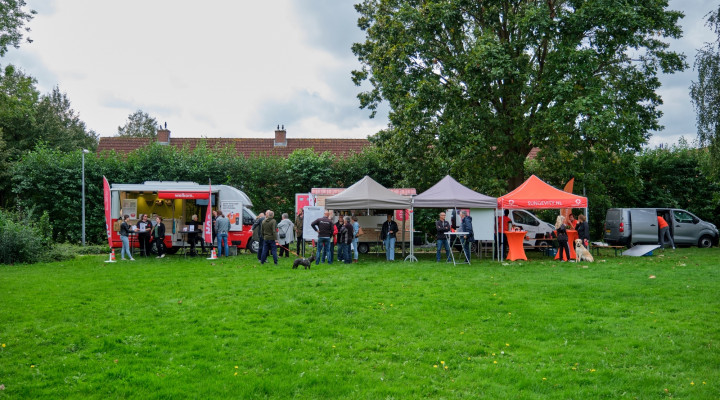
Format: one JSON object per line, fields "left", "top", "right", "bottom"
{"left": 628, "top": 209, "right": 659, "bottom": 244}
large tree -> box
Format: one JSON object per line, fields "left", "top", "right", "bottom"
{"left": 117, "top": 109, "right": 160, "bottom": 138}
{"left": 690, "top": 6, "right": 720, "bottom": 179}
{"left": 0, "top": 0, "right": 35, "bottom": 57}
{"left": 353, "top": 0, "right": 686, "bottom": 192}
{"left": 35, "top": 86, "right": 98, "bottom": 152}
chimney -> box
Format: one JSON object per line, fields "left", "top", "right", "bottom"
{"left": 274, "top": 125, "right": 287, "bottom": 147}
{"left": 157, "top": 129, "right": 170, "bottom": 145}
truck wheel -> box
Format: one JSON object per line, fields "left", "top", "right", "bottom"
{"left": 358, "top": 243, "right": 369, "bottom": 254}
{"left": 698, "top": 235, "right": 713, "bottom": 248}
{"left": 249, "top": 239, "right": 259, "bottom": 254}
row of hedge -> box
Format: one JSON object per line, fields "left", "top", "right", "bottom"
{"left": 6, "top": 140, "right": 719, "bottom": 257}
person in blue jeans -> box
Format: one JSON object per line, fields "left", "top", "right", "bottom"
{"left": 435, "top": 212, "right": 452, "bottom": 262}
{"left": 351, "top": 216, "right": 360, "bottom": 263}
{"left": 311, "top": 211, "right": 334, "bottom": 264}
{"left": 460, "top": 210, "right": 474, "bottom": 262}
{"left": 380, "top": 214, "right": 399, "bottom": 261}
{"left": 216, "top": 211, "right": 230, "bottom": 257}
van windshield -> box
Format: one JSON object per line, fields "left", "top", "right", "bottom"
{"left": 512, "top": 210, "right": 539, "bottom": 226}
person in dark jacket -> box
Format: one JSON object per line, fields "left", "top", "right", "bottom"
{"left": 260, "top": 210, "right": 278, "bottom": 265}
{"left": 555, "top": 215, "right": 570, "bottom": 261}
{"left": 186, "top": 214, "right": 205, "bottom": 256}
{"left": 460, "top": 210, "right": 474, "bottom": 262}
{"left": 152, "top": 216, "right": 166, "bottom": 258}
{"left": 576, "top": 214, "right": 590, "bottom": 247}
{"left": 311, "top": 210, "right": 334, "bottom": 265}
{"left": 435, "top": 212, "right": 452, "bottom": 262}
{"left": 252, "top": 213, "right": 265, "bottom": 261}
{"left": 295, "top": 209, "right": 304, "bottom": 256}
{"left": 337, "top": 216, "right": 353, "bottom": 264}
{"left": 380, "top": 214, "right": 399, "bottom": 261}
{"left": 136, "top": 214, "right": 152, "bottom": 257}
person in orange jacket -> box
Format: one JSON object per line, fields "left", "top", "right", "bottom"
{"left": 657, "top": 215, "right": 675, "bottom": 249}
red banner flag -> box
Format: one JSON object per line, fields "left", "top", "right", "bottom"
{"left": 103, "top": 176, "right": 113, "bottom": 248}
{"left": 204, "top": 180, "right": 213, "bottom": 244}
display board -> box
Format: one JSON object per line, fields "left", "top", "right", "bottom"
{"left": 303, "top": 206, "right": 324, "bottom": 241}
{"left": 470, "top": 208, "right": 495, "bottom": 241}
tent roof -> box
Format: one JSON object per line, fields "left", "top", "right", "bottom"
{"left": 413, "top": 175, "right": 497, "bottom": 208}
{"left": 497, "top": 175, "right": 588, "bottom": 209}
{"left": 324, "top": 176, "right": 412, "bottom": 210}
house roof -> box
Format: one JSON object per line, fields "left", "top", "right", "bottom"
{"left": 97, "top": 137, "right": 372, "bottom": 157}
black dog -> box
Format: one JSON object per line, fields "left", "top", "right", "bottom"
{"left": 292, "top": 254, "right": 315, "bottom": 269}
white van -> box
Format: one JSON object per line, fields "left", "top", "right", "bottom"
{"left": 498, "top": 209, "right": 555, "bottom": 246}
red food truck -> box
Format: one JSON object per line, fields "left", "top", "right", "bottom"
{"left": 109, "top": 181, "right": 257, "bottom": 254}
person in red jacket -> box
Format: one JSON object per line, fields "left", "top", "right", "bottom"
{"left": 657, "top": 215, "right": 676, "bottom": 249}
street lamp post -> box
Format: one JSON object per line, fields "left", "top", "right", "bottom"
{"left": 82, "top": 149, "right": 90, "bottom": 246}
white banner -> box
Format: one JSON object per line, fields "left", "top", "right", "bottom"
{"left": 302, "top": 206, "right": 324, "bottom": 241}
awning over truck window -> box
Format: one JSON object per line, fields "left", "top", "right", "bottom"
{"left": 157, "top": 191, "right": 210, "bottom": 200}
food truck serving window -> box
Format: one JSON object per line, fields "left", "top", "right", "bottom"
{"left": 157, "top": 191, "right": 210, "bottom": 199}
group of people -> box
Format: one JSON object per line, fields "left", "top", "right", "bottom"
{"left": 118, "top": 213, "right": 167, "bottom": 260}
{"left": 553, "top": 214, "right": 590, "bottom": 261}
{"left": 309, "top": 210, "right": 361, "bottom": 265}
{"left": 433, "top": 210, "right": 475, "bottom": 263}
{"left": 251, "top": 210, "right": 299, "bottom": 265}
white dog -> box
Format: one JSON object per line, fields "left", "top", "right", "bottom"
{"left": 574, "top": 239, "right": 594, "bottom": 262}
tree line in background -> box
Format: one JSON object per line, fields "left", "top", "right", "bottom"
{"left": 8, "top": 139, "right": 719, "bottom": 248}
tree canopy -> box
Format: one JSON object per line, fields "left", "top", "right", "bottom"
{"left": 0, "top": 0, "right": 35, "bottom": 57}
{"left": 117, "top": 109, "right": 160, "bottom": 138}
{"left": 690, "top": 5, "right": 720, "bottom": 179}
{"left": 353, "top": 0, "right": 686, "bottom": 192}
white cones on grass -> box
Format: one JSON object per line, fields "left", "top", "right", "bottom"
{"left": 105, "top": 249, "right": 117, "bottom": 263}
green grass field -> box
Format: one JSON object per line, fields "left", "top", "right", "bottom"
{"left": 1, "top": 247, "right": 718, "bottom": 399}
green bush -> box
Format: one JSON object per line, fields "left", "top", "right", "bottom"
{"left": 0, "top": 208, "right": 52, "bottom": 265}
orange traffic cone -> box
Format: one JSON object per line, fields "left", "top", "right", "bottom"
{"left": 207, "top": 249, "right": 218, "bottom": 260}
{"left": 105, "top": 249, "right": 117, "bottom": 263}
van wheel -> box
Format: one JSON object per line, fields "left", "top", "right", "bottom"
{"left": 698, "top": 235, "right": 713, "bottom": 248}
{"left": 536, "top": 240, "right": 550, "bottom": 248}
{"left": 358, "top": 243, "right": 369, "bottom": 254}
{"left": 249, "top": 239, "right": 259, "bottom": 254}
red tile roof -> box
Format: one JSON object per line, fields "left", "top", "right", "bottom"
{"left": 97, "top": 137, "right": 372, "bottom": 158}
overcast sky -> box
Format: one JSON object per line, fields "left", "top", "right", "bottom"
{"left": 3, "top": 0, "right": 716, "bottom": 146}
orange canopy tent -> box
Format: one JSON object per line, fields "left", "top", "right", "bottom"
{"left": 497, "top": 175, "right": 587, "bottom": 209}
{"left": 496, "top": 175, "right": 588, "bottom": 262}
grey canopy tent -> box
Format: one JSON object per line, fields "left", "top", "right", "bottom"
{"left": 324, "top": 175, "right": 411, "bottom": 210}
{"left": 406, "top": 175, "right": 497, "bottom": 262}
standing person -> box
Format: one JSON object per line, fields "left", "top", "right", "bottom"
{"left": 119, "top": 215, "right": 135, "bottom": 261}
{"left": 555, "top": 215, "right": 570, "bottom": 262}
{"left": 338, "top": 216, "right": 353, "bottom": 264}
{"left": 657, "top": 214, "right": 676, "bottom": 249}
{"left": 277, "top": 213, "right": 295, "bottom": 258}
{"left": 351, "top": 216, "right": 360, "bottom": 263}
{"left": 211, "top": 210, "right": 218, "bottom": 243}
{"left": 252, "top": 213, "right": 266, "bottom": 261}
{"left": 335, "top": 217, "right": 345, "bottom": 262}
{"left": 435, "top": 211, "right": 452, "bottom": 262}
{"left": 576, "top": 214, "right": 590, "bottom": 248}
{"left": 381, "top": 213, "right": 399, "bottom": 261}
{"left": 152, "top": 216, "right": 166, "bottom": 258}
{"left": 216, "top": 211, "right": 230, "bottom": 257}
{"left": 460, "top": 210, "right": 474, "bottom": 262}
{"left": 187, "top": 214, "right": 205, "bottom": 256}
{"left": 311, "top": 210, "right": 334, "bottom": 265}
{"left": 136, "top": 214, "right": 152, "bottom": 257}
{"left": 496, "top": 209, "right": 511, "bottom": 260}
{"left": 567, "top": 214, "right": 578, "bottom": 229}
{"left": 295, "top": 209, "right": 304, "bottom": 256}
{"left": 260, "top": 210, "right": 279, "bottom": 265}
